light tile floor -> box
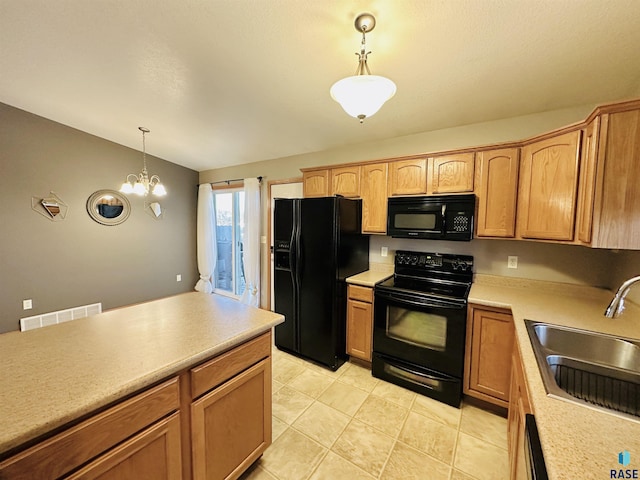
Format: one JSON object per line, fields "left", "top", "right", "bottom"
{"left": 240, "top": 347, "right": 509, "bottom": 480}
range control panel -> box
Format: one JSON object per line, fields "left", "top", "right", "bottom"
{"left": 395, "top": 250, "right": 474, "bottom": 273}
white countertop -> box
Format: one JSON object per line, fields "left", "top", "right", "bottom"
{"left": 0, "top": 292, "right": 284, "bottom": 456}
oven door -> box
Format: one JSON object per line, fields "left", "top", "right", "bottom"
{"left": 373, "top": 287, "right": 467, "bottom": 378}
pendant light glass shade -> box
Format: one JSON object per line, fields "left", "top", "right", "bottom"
{"left": 330, "top": 74, "right": 396, "bottom": 121}
{"left": 330, "top": 13, "right": 396, "bottom": 123}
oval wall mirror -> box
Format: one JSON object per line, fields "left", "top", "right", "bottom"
{"left": 86, "top": 190, "right": 131, "bottom": 226}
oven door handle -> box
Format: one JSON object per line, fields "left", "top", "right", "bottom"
{"left": 375, "top": 290, "right": 465, "bottom": 309}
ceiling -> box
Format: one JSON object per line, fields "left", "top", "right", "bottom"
{"left": 2, "top": 1, "right": 640, "bottom": 172}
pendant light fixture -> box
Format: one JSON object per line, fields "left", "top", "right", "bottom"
{"left": 120, "top": 127, "right": 166, "bottom": 197}
{"left": 330, "top": 13, "right": 396, "bottom": 123}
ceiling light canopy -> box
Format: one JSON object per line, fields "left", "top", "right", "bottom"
{"left": 120, "top": 127, "right": 166, "bottom": 197}
{"left": 330, "top": 13, "right": 397, "bottom": 123}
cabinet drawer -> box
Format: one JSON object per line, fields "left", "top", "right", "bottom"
{"left": 0, "top": 378, "right": 180, "bottom": 480}
{"left": 348, "top": 285, "right": 373, "bottom": 303}
{"left": 191, "top": 331, "right": 271, "bottom": 399}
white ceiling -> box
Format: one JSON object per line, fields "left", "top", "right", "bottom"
{"left": 2, "top": 1, "right": 640, "bottom": 172}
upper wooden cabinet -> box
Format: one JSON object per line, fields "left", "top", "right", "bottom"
{"left": 331, "top": 165, "right": 361, "bottom": 197}
{"left": 576, "top": 117, "right": 600, "bottom": 244}
{"left": 517, "top": 130, "right": 581, "bottom": 241}
{"left": 584, "top": 109, "right": 640, "bottom": 249}
{"left": 427, "top": 153, "right": 475, "bottom": 194}
{"left": 303, "top": 169, "right": 329, "bottom": 197}
{"left": 475, "top": 148, "right": 520, "bottom": 238}
{"left": 360, "top": 163, "right": 389, "bottom": 233}
{"left": 388, "top": 158, "right": 428, "bottom": 195}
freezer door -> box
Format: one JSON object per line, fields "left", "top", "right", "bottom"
{"left": 274, "top": 198, "right": 299, "bottom": 352}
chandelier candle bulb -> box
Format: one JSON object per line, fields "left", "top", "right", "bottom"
{"left": 120, "top": 127, "right": 167, "bottom": 197}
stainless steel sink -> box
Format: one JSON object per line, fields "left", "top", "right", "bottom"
{"left": 525, "top": 320, "right": 640, "bottom": 419}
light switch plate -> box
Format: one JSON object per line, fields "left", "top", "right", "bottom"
{"left": 381, "top": 247, "right": 389, "bottom": 257}
{"left": 176, "top": 274, "right": 182, "bottom": 282}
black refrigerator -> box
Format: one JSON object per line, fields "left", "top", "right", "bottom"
{"left": 273, "top": 197, "right": 370, "bottom": 370}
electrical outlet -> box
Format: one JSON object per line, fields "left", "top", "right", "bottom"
{"left": 23, "top": 299, "right": 33, "bottom": 310}
{"left": 176, "top": 274, "right": 182, "bottom": 282}
{"left": 508, "top": 256, "right": 518, "bottom": 269}
{"left": 381, "top": 247, "right": 389, "bottom": 257}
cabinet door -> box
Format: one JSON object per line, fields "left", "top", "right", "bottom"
{"left": 346, "top": 298, "right": 373, "bottom": 362}
{"left": 508, "top": 344, "right": 531, "bottom": 480}
{"left": 303, "top": 170, "right": 329, "bottom": 197}
{"left": 331, "top": 166, "right": 361, "bottom": 198}
{"left": 518, "top": 130, "right": 581, "bottom": 240}
{"left": 191, "top": 359, "right": 271, "bottom": 480}
{"left": 388, "top": 158, "right": 427, "bottom": 195}
{"left": 66, "top": 413, "right": 182, "bottom": 480}
{"left": 591, "top": 110, "right": 640, "bottom": 249}
{"left": 575, "top": 118, "right": 600, "bottom": 244}
{"left": 464, "top": 306, "right": 514, "bottom": 406}
{"left": 360, "top": 163, "right": 389, "bottom": 233}
{"left": 428, "top": 153, "right": 475, "bottom": 194}
{"left": 475, "top": 148, "right": 519, "bottom": 237}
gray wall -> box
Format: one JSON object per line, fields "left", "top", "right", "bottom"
{"left": 0, "top": 103, "right": 199, "bottom": 334}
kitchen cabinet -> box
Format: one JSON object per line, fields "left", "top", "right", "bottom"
{"left": 0, "top": 330, "right": 274, "bottom": 480}
{"left": 475, "top": 148, "right": 520, "bottom": 238}
{"left": 582, "top": 108, "right": 640, "bottom": 249}
{"left": 517, "top": 130, "right": 581, "bottom": 241}
{"left": 331, "top": 165, "right": 361, "bottom": 197}
{"left": 576, "top": 117, "right": 600, "bottom": 244}
{"left": 190, "top": 332, "right": 272, "bottom": 480}
{"left": 427, "top": 153, "right": 475, "bottom": 194}
{"left": 508, "top": 341, "right": 532, "bottom": 480}
{"left": 346, "top": 285, "right": 374, "bottom": 362}
{"left": 66, "top": 413, "right": 182, "bottom": 480}
{"left": 0, "top": 378, "right": 181, "bottom": 480}
{"left": 360, "top": 162, "right": 389, "bottom": 233}
{"left": 464, "top": 305, "right": 514, "bottom": 408}
{"left": 303, "top": 169, "right": 329, "bottom": 197}
{"left": 388, "top": 158, "right": 428, "bottom": 195}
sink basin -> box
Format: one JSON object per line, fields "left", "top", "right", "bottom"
{"left": 525, "top": 321, "right": 640, "bottom": 419}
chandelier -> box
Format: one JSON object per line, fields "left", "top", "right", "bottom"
{"left": 120, "top": 127, "right": 167, "bottom": 197}
{"left": 330, "top": 13, "right": 397, "bottom": 123}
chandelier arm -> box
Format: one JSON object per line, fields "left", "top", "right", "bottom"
{"left": 149, "top": 174, "right": 161, "bottom": 186}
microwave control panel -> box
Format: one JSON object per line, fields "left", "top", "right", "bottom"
{"left": 447, "top": 210, "right": 472, "bottom": 233}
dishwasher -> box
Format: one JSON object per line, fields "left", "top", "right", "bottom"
{"left": 524, "top": 414, "right": 549, "bottom": 480}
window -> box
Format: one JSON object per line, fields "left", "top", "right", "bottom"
{"left": 213, "top": 189, "right": 245, "bottom": 297}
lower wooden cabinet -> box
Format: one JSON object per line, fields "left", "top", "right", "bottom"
{"left": 464, "top": 305, "right": 515, "bottom": 407}
{"left": 191, "top": 359, "right": 271, "bottom": 480}
{"left": 346, "top": 285, "right": 374, "bottom": 362}
{"left": 0, "top": 332, "right": 273, "bottom": 480}
{"left": 508, "top": 341, "right": 532, "bottom": 480}
{"left": 67, "top": 413, "right": 183, "bottom": 480}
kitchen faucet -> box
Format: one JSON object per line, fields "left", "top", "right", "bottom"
{"left": 604, "top": 275, "right": 640, "bottom": 318}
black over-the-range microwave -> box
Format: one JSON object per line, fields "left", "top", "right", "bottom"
{"left": 387, "top": 194, "right": 476, "bottom": 241}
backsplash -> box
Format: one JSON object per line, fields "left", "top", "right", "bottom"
{"left": 369, "top": 236, "right": 614, "bottom": 288}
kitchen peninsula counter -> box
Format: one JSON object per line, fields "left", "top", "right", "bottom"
{"left": 470, "top": 275, "right": 640, "bottom": 479}
{"left": 0, "top": 292, "right": 284, "bottom": 458}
